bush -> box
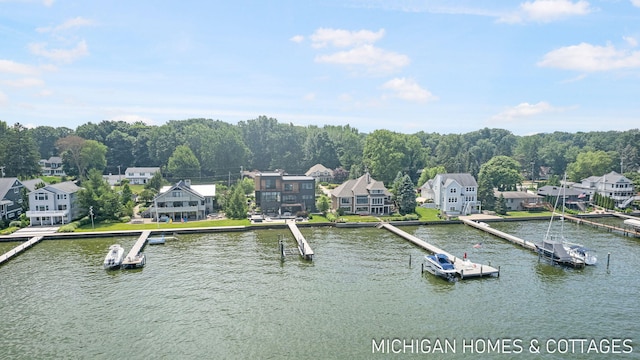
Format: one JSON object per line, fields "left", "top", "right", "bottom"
{"left": 9, "top": 220, "right": 22, "bottom": 228}
{"left": 58, "top": 222, "right": 80, "bottom": 232}
{"left": 326, "top": 213, "right": 337, "bottom": 222}
{"left": 120, "top": 216, "right": 131, "bottom": 223}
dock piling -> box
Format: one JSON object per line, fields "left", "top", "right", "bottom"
{"left": 607, "top": 252, "right": 611, "bottom": 271}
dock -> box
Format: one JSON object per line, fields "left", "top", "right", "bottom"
{"left": 378, "top": 223, "right": 499, "bottom": 279}
{"left": 286, "top": 221, "right": 314, "bottom": 260}
{"left": 460, "top": 218, "right": 537, "bottom": 251}
{"left": 564, "top": 214, "right": 640, "bottom": 238}
{"left": 0, "top": 236, "right": 44, "bottom": 266}
{"left": 121, "top": 230, "right": 150, "bottom": 269}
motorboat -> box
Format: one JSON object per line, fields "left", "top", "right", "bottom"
{"left": 565, "top": 244, "right": 597, "bottom": 266}
{"left": 424, "top": 253, "right": 457, "bottom": 280}
{"left": 103, "top": 244, "right": 125, "bottom": 270}
{"left": 535, "top": 237, "right": 584, "bottom": 268}
{"left": 148, "top": 235, "right": 166, "bottom": 245}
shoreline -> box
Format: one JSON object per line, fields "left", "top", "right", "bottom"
{"left": 0, "top": 212, "right": 619, "bottom": 243}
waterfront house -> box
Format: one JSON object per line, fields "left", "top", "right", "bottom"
{"left": 305, "top": 164, "right": 333, "bottom": 183}
{"left": 422, "top": 173, "right": 480, "bottom": 216}
{"left": 494, "top": 190, "right": 544, "bottom": 211}
{"left": 39, "top": 156, "right": 65, "bottom": 176}
{"left": 148, "top": 180, "right": 215, "bottom": 221}
{"left": 537, "top": 185, "right": 586, "bottom": 211}
{"left": 124, "top": 167, "right": 160, "bottom": 185}
{"left": 0, "top": 178, "right": 25, "bottom": 223}
{"left": 569, "top": 171, "right": 637, "bottom": 208}
{"left": 26, "top": 181, "right": 82, "bottom": 225}
{"left": 330, "top": 173, "right": 392, "bottom": 215}
{"left": 254, "top": 171, "right": 316, "bottom": 216}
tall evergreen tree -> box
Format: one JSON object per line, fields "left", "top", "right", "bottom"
{"left": 3, "top": 123, "right": 41, "bottom": 178}
{"left": 397, "top": 175, "right": 417, "bottom": 215}
{"left": 225, "top": 184, "right": 248, "bottom": 219}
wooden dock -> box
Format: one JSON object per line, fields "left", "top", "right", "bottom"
{"left": 121, "top": 230, "right": 150, "bottom": 269}
{"left": 286, "top": 221, "right": 314, "bottom": 260}
{"left": 460, "top": 218, "right": 537, "bottom": 251}
{"left": 0, "top": 236, "right": 44, "bottom": 266}
{"left": 564, "top": 214, "right": 640, "bottom": 238}
{"left": 378, "top": 223, "right": 499, "bottom": 279}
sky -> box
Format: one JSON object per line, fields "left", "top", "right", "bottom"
{"left": 1, "top": 0, "right": 639, "bottom": 135}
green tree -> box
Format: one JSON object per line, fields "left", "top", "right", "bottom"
{"left": 362, "top": 130, "right": 426, "bottom": 185}
{"left": 167, "top": 145, "right": 200, "bottom": 179}
{"left": 145, "top": 171, "right": 164, "bottom": 192}
{"left": 1, "top": 123, "right": 41, "bottom": 178}
{"left": 477, "top": 173, "right": 496, "bottom": 211}
{"left": 78, "top": 168, "right": 124, "bottom": 221}
{"left": 566, "top": 150, "right": 616, "bottom": 182}
{"left": 397, "top": 175, "right": 417, "bottom": 215}
{"left": 478, "top": 156, "right": 523, "bottom": 192}
{"left": 80, "top": 140, "right": 108, "bottom": 177}
{"left": 121, "top": 183, "right": 133, "bottom": 205}
{"left": 225, "top": 184, "right": 248, "bottom": 219}
{"left": 494, "top": 193, "right": 507, "bottom": 215}
{"left": 316, "top": 195, "right": 330, "bottom": 214}
{"left": 417, "top": 165, "right": 447, "bottom": 187}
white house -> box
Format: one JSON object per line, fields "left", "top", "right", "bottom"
{"left": 39, "top": 156, "right": 66, "bottom": 176}
{"left": 124, "top": 167, "right": 161, "bottom": 185}
{"left": 330, "top": 173, "right": 392, "bottom": 215}
{"left": 26, "top": 181, "right": 83, "bottom": 225}
{"left": 147, "top": 180, "right": 216, "bottom": 221}
{"left": 570, "top": 171, "right": 637, "bottom": 208}
{"left": 305, "top": 164, "right": 333, "bottom": 183}
{"left": 422, "top": 173, "right": 479, "bottom": 216}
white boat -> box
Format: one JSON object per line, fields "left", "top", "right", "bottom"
{"left": 565, "top": 244, "right": 597, "bottom": 266}
{"left": 103, "top": 244, "right": 125, "bottom": 270}
{"left": 424, "top": 253, "right": 457, "bottom": 280}
{"left": 148, "top": 235, "right": 166, "bottom": 245}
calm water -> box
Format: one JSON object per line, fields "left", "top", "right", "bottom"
{"left": 1, "top": 220, "right": 639, "bottom": 359}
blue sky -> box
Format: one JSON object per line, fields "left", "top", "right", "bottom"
{"left": 1, "top": 0, "right": 639, "bottom": 135}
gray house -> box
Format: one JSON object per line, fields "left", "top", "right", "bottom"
{"left": 421, "top": 173, "right": 480, "bottom": 216}
{"left": 330, "top": 173, "right": 392, "bottom": 215}
{"left": 0, "top": 178, "right": 25, "bottom": 223}
{"left": 148, "top": 180, "right": 216, "bottom": 221}
{"left": 26, "top": 181, "right": 83, "bottom": 225}
{"left": 254, "top": 171, "right": 316, "bottom": 216}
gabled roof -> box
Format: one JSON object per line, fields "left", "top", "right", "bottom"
{"left": 601, "top": 171, "right": 629, "bottom": 183}
{"left": 21, "top": 179, "right": 47, "bottom": 192}
{"left": 537, "top": 185, "right": 583, "bottom": 197}
{"left": 437, "top": 173, "right": 478, "bottom": 187}
{"left": 494, "top": 190, "right": 542, "bottom": 199}
{"left": 125, "top": 167, "right": 161, "bottom": 174}
{"left": 159, "top": 181, "right": 216, "bottom": 198}
{"left": 305, "top": 164, "right": 332, "bottom": 176}
{"left": 45, "top": 181, "right": 81, "bottom": 194}
{"left": 419, "top": 179, "right": 434, "bottom": 190}
{"left": 331, "top": 173, "right": 390, "bottom": 198}
{"left": 0, "top": 178, "right": 23, "bottom": 198}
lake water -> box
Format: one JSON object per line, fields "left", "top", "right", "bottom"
{"left": 1, "top": 219, "right": 639, "bottom": 359}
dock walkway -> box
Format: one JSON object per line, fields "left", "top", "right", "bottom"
{"left": 565, "top": 214, "right": 640, "bottom": 238}
{"left": 0, "top": 236, "right": 44, "bottom": 266}
{"left": 460, "top": 217, "right": 537, "bottom": 251}
{"left": 121, "top": 230, "right": 151, "bottom": 269}
{"left": 287, "top": 221, "right": 314, "bottom": 260}
{"left": 379, "top": 223, "right": 499, "bottom": 278}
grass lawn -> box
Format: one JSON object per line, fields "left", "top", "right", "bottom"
{"left": 76, "top": 219, "right": 251, "bottom": 232}
{"left": 503, "top": 211, "right": 552, "bottom": 218}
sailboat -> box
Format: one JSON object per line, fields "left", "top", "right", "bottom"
{"left": 534, "top": 174, "right": 587, "bottom": 267}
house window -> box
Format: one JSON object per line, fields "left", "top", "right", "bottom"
{"left": 172, "top": 191, "right": 182, "bottom": 197}
{"left": 450, "top": 188, "right": 457, "bottom": 193}
{"left": 283, "top": 195, "right": 296, "bottom": 203}
{"left": 302, "top": 195, "right": 314, "bottom": 201}
{"left": 340, "top": 198, "right": 351, "bottom": 204}
{"left": 371, "top": 198, "right": 383, "bottom": 205}
{"left": 36, "top": 193, "right": 48, "bottom": 201}
{"left": 284, "top": 183, "right": 293, "bottom": 192}
{"left": 356, "top": 196, "right": 368, "bottom": 205}
{"left": 302, "top": 182, "right": 314, "bottom": 190}
{"left": 265, "top": 179, "right": 276, "bottom": 190}
{"left": 262, "top": 192, "right": 279, "bottom": 202}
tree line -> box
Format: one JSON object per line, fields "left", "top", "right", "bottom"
{"left": 1, "top": 117, "right": 639, "bottom": 189}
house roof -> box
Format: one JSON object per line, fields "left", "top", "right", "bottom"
{"left": 21, "top": 178, "right": 46, "bottom": 192}
{"left": 437, "top": 173, "right": 478, "bottom": 187}
{"left": 305, "top": 164, "right": 332, "bottom": 176}
{"left": 282, "top": 175, "right": 315, "bottom": 181}
{"left": 46, "top": 156, "right": 63, "bottom": 163}
{"left": 125, "top": 167, "right": 161, "bottom": 174}
{"left": 331, "top": 173, "right": 390, "bottom": 198}
{"left": 581, "top": 171, "right": 630, "bottom": 184}
{"left": 419, "top": 179, "right": 434, "bottom": 190}
{"left": 0, "top": 178, "right": 22, "bottom": 198}
{"left": 46, "top": 181, "right": 81, "bottom": 194}
{"left": 159, "top": 181, "right": 216, "bottom": 197}
{"left": 493, "top": 190, "right": 542, "bottom": 199}
{"left": 537, "top": 185, "right": 583, "bottom": 197}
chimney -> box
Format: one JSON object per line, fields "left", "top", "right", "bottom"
{"left": 185, "top": 179, "right": 191, "bottom": 187}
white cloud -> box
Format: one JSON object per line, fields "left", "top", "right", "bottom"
{"left": 492, "top": 101, "right": 560, "bottom": 121}
{"left": 290, "top": 35, "right": 304, "bottom": 43}
{"left": 499, "top": 0, "right": 592, "bottom": 23}
{"left": 623, "top": 36, "right": 638, "bottom": 48}
{"left": 538, "top": 42, "right": 640, "bottom": 71}
{"left": 632, "top": 0, "right": 640, "bottom": 7}
{"left": 0, "top": 59, "right": 40, "bottom": 75}
{"left": 36, "top": 16, "right": 94, "bottom": 33}
{"left": 381, "top": 77, "right": 436, "bottom": 102}
{"left": 3, "top": 77, "right": 44, "bottom": 88}
{"left": 315, "top": 44, "right": 410, "bottom": 74}
{"left": 28, "top": 40, "right": 89, "bottom": 63}
{"left": 310, "top": 28, "right": 385, "bottom": 48}
{"left": 303, "top": 93, "right": 316, "bottom": 101}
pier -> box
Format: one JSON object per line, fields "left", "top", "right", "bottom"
{"left": 378, "top": 223, "right": 499, "bottom": 278}
{"left": 0, "top": 236, "right": 44, "bottom": 266}
{"left": 564, "top": 214, "right": 640, "bottom": 238}
{"left": 460, "top": 217, "right": 537, "bottom": 251}
{"left": 286, "top": 221, "right": 314, "bottom": 260}
{"left": 121, "top": 230, "right": 151, "bottom": 269}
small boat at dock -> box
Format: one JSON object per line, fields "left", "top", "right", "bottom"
{"left": 424, "top": 253, "right": 457, "bottom": 280}
{"left": 103, "top": 244, "right": 125, "bottom": 270}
